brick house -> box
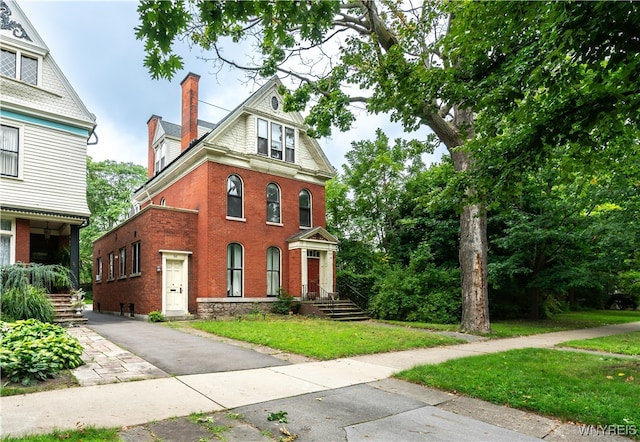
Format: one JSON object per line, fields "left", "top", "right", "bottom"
{"left": 92, "top": 73, "right": 338, "bottom": 318}
{"left": 0, "top": 0, "right": 96, "bottom": 287}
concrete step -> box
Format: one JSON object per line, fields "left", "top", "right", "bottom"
{"left": 47, "top": 293, "right": 87, "bottom": 326}
{"left": 309, "top": 299, "right": 370, "bottom": 321}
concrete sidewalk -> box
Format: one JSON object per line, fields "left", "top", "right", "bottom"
{"left": 1, "top": 321, "right": 638, "bottom": 440}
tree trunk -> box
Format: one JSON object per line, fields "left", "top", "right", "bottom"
{"left": 431, "top": 107, "right": 491, "bottom": 333}
{"left": 458, "top": 201, "right": 490, "bottom": 332}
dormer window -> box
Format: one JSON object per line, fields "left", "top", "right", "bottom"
{"left": 1, "top": 49, "right": 39, "bottom": 86}
{"left": 257, "top": 118, "right": 295, "bottom": 163}
{"left": 154, "top": 142, "right": 166, "bottom": 174}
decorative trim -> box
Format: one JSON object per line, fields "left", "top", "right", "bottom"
{"left": 0, "top": 109, "right": 90, "bottom": 137}
{"left": 0, "top": 1, "right": 32, "bottom": 41}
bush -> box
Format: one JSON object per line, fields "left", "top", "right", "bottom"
{"left": 0, "top": 262, "right": 70, "bottom": 294}
{"left": 147, "top": 310, "right": 166, "bottom": 322}
{"left": 271, "top": 290, "right": 299, "bottom": 315}
{"left": 336, "top": 269, "right": 376, "bottom": 310}
{"left": 0, "top": 319, "right": 84, "bottom": 385}
{"left": 368, "top": 243, "right": 461, "bottom": 324}
{"left": 0, "top": 285, "right": 55, "bottom": 323}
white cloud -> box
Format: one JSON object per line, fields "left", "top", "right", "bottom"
{"left": 88, "top": 117, "right": 147, "bottom": 167}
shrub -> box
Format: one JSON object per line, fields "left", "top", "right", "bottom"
{"left": 271, "top": 290, "right": 298, "bottom": 315}
{"left": 148, "top": 310, "right": 166, "bottom": 322}
{"left": 336, "top": 269, "right": 376, "bottom": 310}
{"left": 0, "top": 285, "right": 55, "bottom": 323}
{"left": 0, "top": 319, "right": 84, "bottom": 385}
{"left": 0, "top": 262, "right": 70, "bottom": 294}
{"left": 369, "top": 243, "right": 461, "bottom": 324}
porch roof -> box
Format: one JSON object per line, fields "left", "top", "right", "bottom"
{"left": 286, "top": 226, "right": 339, "bottom": 244}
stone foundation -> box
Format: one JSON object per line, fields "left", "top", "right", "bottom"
{"left": 196, "top": 298, "right": 279, "bottom": 319}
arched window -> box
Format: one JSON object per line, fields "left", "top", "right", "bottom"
{"left": 227, "top": 243, "right": 243, "bottom": 297}
{"left": 160, "top": 197, "right": 166, "bottom": 206}
{"left": 267, "top": 247, "right": 281, "bottom": 296}
{"left": 227, "top": 174, "right": 243, "bottom": 218}
{"left": 266, "top": 183, "right": 281, "bottom": 223}
{"left": 299, "top": 189, "right": 312, "bottom": 228}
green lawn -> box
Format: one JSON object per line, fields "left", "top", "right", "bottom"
{"left": 559, "top": 331, "right": 640, "bottom": 356}
{"left": 395, "top": 348, "right": 640, "bottom": 430}
{"left": 491, "top": 310, "right": 640, "bottom": 337}
{"left": 186, "top": 316, "right": 463, "bottom": 359}
{"left": 379, "top": 310, "right": 640, "bottom": 338}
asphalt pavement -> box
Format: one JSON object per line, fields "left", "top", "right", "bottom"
{"left": 83, "top": 311, "right": 291, "bottom": 375}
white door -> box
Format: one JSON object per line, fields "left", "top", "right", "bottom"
{"left": 165, "top": 259, "right": 186, "bottom": 312}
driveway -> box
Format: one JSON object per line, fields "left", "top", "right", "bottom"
{"left": 83, "top": 311, "right": 290, "bottom": 375}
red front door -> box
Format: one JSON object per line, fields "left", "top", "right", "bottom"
{"left": 307, "top": 257, "right": 320, "bottom": 298}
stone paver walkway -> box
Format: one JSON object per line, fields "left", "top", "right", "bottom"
{"left": 67, "top": 326, "right": 167, "bottom": 386}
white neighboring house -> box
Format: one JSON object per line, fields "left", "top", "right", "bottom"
{"left": 0, "top": 0, "right": 96, "bottom": 287}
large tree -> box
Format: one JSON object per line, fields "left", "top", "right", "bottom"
{"left": 135, "top": 0, "right": 638, "bottom": 331}
{"left": 80, "top": 158, "right": 147, "bottom": 285}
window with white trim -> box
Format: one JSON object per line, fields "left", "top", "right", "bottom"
{"left": 227, "top": 174, "right": 243, "bottom": 219}
{"left": 267, "top": 246, "right": 281, "bottom": 296}
{"left": 266, "top": 183, "right": 281, "bottom": 224}
{"left": 154, "top": 141, "right": 167, "bottom": 174}
{"left": 299, "top": 189, "right": 312, "bottom": 228}
{"left": 0, "top": 218, "right": 14, "bottom": 265}
{"left": 131, "top": 241, "right": 141, "bottom": 275}
{"left": 0, "top": 49, "right": 39, "bottom": 85}
{"left": 95, "top": 257, "right": 103, "bottom": 282}
{"left": 0, "top": 124, "right": 19, "bottom": 177}
{"left": 108, "top": 252, "right": 114, "bottom": 280}
{"left": 118, "top": 247, "right": 127, "bottom": 279}
{"left": 256, "top": 118, "right": 295, "bottom": 163}
{"left": 227, "top": 243, "right": 243, "bottom": 297}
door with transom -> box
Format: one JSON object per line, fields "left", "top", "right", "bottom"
{"left": 164, "top": 257, "right": 187, "bottom": 314}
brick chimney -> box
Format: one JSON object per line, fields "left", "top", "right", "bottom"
{"left": 147, "top": 115, "right": 161, "bottom": 178}
{"left": 180, "top": 72, "right": 200, "bottom": 150}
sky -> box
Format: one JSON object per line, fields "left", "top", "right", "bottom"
{"left": 19, "top": 0, "right": 446, "bottom": 172}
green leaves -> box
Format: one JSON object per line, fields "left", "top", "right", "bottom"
{"left": 446, "top": 0, "right": 640, "bottom": 194}
{"left": 0, "top": 319, "right": 84, "bottom": 385}
{"left": 135, "top": 0, "right": 191, "bottom": 79}
{"left": 80, "top": 158, "right": 146, "bottom": 284}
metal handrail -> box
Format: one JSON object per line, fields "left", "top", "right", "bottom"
{"left": 340, "top": 281, "right": 368, "bottom": 311}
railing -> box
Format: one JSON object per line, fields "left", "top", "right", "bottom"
{"left": 340, "top": 281, "right": 369, "bottom": 311}
{"left": 302, "top": 285, "right": 336, "bottom": 313}
{"left": 301, "top": 285, "right": 337, "bottom": 301}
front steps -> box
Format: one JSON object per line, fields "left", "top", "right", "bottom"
{"left": 304, "top": 299, "right": 370, "bottom": 321}
{"left": 48, "top": 294, "right": 88, "bottom": 325}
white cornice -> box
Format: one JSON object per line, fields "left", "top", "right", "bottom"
{"left": 133, "top": 142, "right": 333, "bottom": 203}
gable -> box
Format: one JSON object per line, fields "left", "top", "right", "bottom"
{"left": 0, "top": 0, "right": 95, "bottom": 133}
{"left": 202, "top": 77, "right": 334, "bottom": 182}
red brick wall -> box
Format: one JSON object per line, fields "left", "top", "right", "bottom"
{"left": 95, "top": 158, "right": 328, "bottom": 314}
{"left": 180, "top": 73, "right": 200, "bottom": 150}
{"left": 288, "top": 248, "right": 302, "bottom": 297}
{"left": 146, "top": 116, "right": 159, "bottom": 179}
{"left": 93, "top": 206, "right": 198, "bottom": 315}
{"left": 202, "top": 162, "right": 326, "bottom": 298}
{"left": 152, "top": 161, "right": 326, "bottom": 299}
{"left": 15, "top": 218, "right": 30, "bottom": 263}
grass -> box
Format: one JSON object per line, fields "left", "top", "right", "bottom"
{"left": 187, "top": 315, "right": 463, "bottom": 359}
{"left": 1, "top": 427, "right": 119, "bottom": 442}
{"left": 395, "top": 348, "right": 640, "bottom": 430}
{"left": 559, "top": 331, "right": 640, "bottom": 356}
{"left": 379, "top": 310, "right": 640, "bottom": 338}
{"left": 490, "top": 310, "right": 640, "bottom": 337}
